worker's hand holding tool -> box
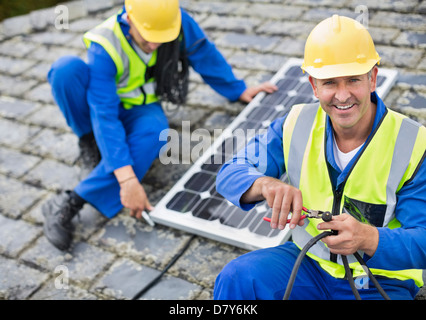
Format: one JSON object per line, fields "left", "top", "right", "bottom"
{"left": 263, "top": 203, "right": 379, "bottom": 257}
{"left": 242, "top": 176, "right": 305, "bottom": 230}
{"left": 119, "top": 178, "right": 154, "bottom": 220}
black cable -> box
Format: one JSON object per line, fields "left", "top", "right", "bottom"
{"left": 132, "top": 234, "right": 197, "bottom": 300}
{"left": 342, "top": 255, "right": 361, "bottom": 300}
{"left": 353, "top": 251, "right": 391, "bottom": 300}
{"left": 283, "top": 231, "right": 391, "bottom": 300}
{"left": 283, "top": 231, "right": 334, "bottom": 300}
{"left": 155, "top": 28, "right": 189, "bottom": 106}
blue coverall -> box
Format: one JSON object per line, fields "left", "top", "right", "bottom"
{"left": 47, "top": 8, "right": 246, "bottom": 218}
{"left": 214, "top": 92, "right": 426, "bottom": 300}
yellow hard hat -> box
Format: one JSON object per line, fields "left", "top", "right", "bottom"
{"left": 301, "top": 15, "right": 380, "bottom": 79}
{"left": 125, "top": 0, "right": 181, "bottom": 43}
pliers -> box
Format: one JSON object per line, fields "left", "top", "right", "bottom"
{"left": 263, "top": 206, "right": 332, "bottom": 223}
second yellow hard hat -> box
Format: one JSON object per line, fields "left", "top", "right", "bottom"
{"left": 125, "top": 0, "right": 181, "bottom": 43}
{"left": 301, "top": 15, "right": 381, "bottom": 79}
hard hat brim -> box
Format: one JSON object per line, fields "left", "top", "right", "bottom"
{"left": 130, "top": 11, "right": 182, "bottom": 43}
{"left": 302, "top": 59, "right": 380, "bottom": 79}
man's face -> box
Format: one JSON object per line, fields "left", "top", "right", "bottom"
{"left": 308, "top": 67, "right": 378, "bottom": 132}
{"left": 128, "top": 17, "right": 162, "bottom": 54}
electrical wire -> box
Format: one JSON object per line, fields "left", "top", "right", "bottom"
{"left": 283, "top": 231, "right": 391, "bottom": 300}
{"left": 283, "top": 231, "right": 334, "bottom": 300}
{"left": 132, "top": 234, "right": 197, "bottom": 300}
{"left": 353, "top": 251, "right": 391, "bottom": 300}
{"left": 342, "top": 255, "right": 361, "bottom": 300}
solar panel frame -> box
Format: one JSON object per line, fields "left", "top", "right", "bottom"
{"left": 150, "top": 58, "right": 398, "bottom": 251}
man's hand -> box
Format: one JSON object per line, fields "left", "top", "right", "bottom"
{"left": 239, "top": 81, "right": 278, "bottom": 103}
{"left": 119, "top": 178, "right": 154, "bottom": 219}
{"left": 242, "top": 176, "right": 304, "bottom": 230}
{"left": 317, "top": 214, "right": 379, "bottom": 257}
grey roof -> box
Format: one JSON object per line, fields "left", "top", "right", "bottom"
{"left": 0, "top": 0, "right": 425, "bottom": 300}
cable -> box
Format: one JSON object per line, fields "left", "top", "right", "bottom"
{"left": 353, "top": 251, "right": 391, "bottom": 300}
{"left": 342, "top": 255, "right": 361, "bottom": 300}
{"left": 132, "top": 234, "right": 197, "bottom": 300}
{"left": 283, "top": 231, "right": 334, "bottom": 300}
{"left": 282, "top": 231, "right": 391, "bottom": 300}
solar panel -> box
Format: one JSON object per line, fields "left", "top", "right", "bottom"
{"left": 150, "top": 58, "right": 398, "bottom": 251}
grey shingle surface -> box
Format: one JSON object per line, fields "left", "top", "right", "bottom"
{"left": 0, "top": 0, "right": 425, "bottom": 301}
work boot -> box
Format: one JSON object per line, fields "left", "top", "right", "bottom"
{"left": 78, "top": 132, "right": 101, "bottom": 169}
{"left": 42, "top": 190, "right": 84, "bottom": 251}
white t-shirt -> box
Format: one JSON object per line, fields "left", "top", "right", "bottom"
{"left": 332, "top": 134, "right": 363, "bottom": 171}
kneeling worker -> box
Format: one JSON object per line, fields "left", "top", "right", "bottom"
{"left": 43, "top": 0, "right": 277, "bottom": 251}
{"left": 214, "top": 15, "right": 426, "bottom": 300}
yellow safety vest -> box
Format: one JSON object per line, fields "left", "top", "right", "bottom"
{"left": 283, "top": 102, "right": 426, "bottom": 287}
{"left": 83, "top": 14, "right": 158, "bottom": 109}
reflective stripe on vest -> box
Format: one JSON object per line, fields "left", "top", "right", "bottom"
{"left": 283, "top": 102, "right": 426, "bottom": 286}
{"left": 83, "top": 14, "right": 158, "bottom": 108}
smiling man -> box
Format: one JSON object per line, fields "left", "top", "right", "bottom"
{"left": 214, "top": 15, "right": 426, "bottom": 300}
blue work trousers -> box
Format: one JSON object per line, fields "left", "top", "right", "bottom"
{"left": 214, "top": 242, "right": 419, "bottom": 300}
{"left": 47, "top": 56, "right": 169, "bottom": 217}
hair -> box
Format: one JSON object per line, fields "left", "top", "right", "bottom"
{"left": 367, "top": 63, "right": 378, "bottom": 80}
{"left": 153, "top": 29, "right": 189, "bottom": 105}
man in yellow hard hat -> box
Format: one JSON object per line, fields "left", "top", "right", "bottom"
{"left": 214, "top": 15, "right": 426, "bottom": 299}
{"left": 42, "top": 0, "right": 277, "bottom": 251}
